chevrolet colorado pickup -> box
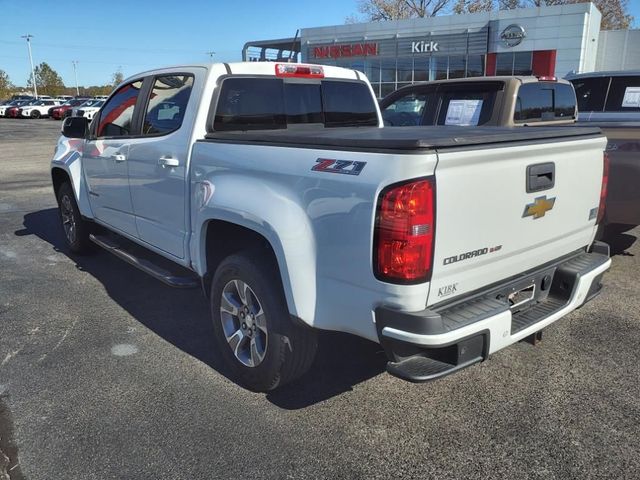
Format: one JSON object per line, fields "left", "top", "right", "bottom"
{"left": 51, "top": 62, "right": 611, "bottom": 391}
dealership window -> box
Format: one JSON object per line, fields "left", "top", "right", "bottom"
{"left": 414, "top": 60, "right": 428, "bottom": 82}
{"left": 467, "top": 55, "right": 485, "bottom": 77}
{"left": 496, "top": 52, "right": 532, "bottom": 76}
{"left": 397, "top": 58, "right": 413, "bottom": 83}
{"left": 448, "top": 56, "right": 466, "bottom": 79}
{"left": 430, "top": 56, "right": 448, "bottom": 81}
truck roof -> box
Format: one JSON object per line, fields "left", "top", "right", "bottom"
{"left": 122, "top": 62, "right": 361, "bottom": 84}
{"left": 392, "top": 76, "right": 570, "bottom": 88}
{"left": 206, "top": 125, "right": 601, "bottom": 152}
{"left": 566, "top": 70, "right": 640, "bottom": 79}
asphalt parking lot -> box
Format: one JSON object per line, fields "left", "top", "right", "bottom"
{"left": 1, "top": 118, "right": 639, "bottom": 480}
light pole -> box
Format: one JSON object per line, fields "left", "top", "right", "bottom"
{"left": 72, "top": 61, "right": 79, "bottom": 96}
{"left": 21, "top": 34, "right": 37, "bottom": 98}
{"left": 206, "top": 51, "right": 216, "bottom": 61}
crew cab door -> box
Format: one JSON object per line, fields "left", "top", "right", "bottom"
{"left": 126, "top": 71, "right": 200, "bottom": 259}
{"left": 83, "top": 80, "right": 144, "bottom": 236}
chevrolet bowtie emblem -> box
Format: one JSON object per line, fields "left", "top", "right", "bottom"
{"left": 523, "top": 196, "right": 556, "bottom": 219}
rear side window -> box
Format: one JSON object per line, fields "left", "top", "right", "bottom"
{"left": 514, "top": 82, "right": 576, "bottom": 123}
{"left": 142, "top": 75, "right": 194, "bottom": 135}
{"left": 571, "top": 77, "right": 609, "bottom": 112}
{"left": 97, "top": 80, "right": 143, "bottom": 137}
{"left": 213, "top": 78, "right": 378, "bottom": 131}
{"left": 605, "top": 76, "right": 640, "bottom": 111}
{"left": 435, "top": 85, "right": 501, "bottom": 126}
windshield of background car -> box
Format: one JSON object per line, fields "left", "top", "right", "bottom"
{"left": 213, "top": 77, "right": 379, "bottom": 131}
{"left": 382, "top": 92, "right": 431, "bottom": 126}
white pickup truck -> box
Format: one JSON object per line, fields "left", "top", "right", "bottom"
{"left": 51, "top": 62, "right": 611, "bottom": 391}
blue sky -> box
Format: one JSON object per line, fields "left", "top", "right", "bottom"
{"left": 1, "top": 0, "right": 639, "bottom": 88}
{"left": 1, "top": 0, "right": 358, "bottom": 87}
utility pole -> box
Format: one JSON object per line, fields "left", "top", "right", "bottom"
{"left": 72, "top": 61, "right": 79, "bottom": 96}
{"left": 21, "top": 34, "right": 37, "bottom": 98}
{"left": 206, "top": 50, "right": 216, "bottom": 61}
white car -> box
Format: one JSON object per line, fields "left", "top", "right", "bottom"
{"left": 77, "top": 100, "right": 104, "bottom": 120}
{"left": 19, "top": 100, "right": 60, "bottom": 118}
{"left": 71, "top": 99, "right": 103, "bottom": 117}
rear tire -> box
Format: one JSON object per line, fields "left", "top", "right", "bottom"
{"left": 30, "top": 110, "right": 41, "bottom": 119}
{"left": 57, "top": 182, "right": 92, "bottom": 254}
{"left": 210, "top": 250, "right": 317, "bottom": 392}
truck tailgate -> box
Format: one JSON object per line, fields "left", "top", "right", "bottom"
{"left": 428, "top": 134, "right": 606, "bottom": 306}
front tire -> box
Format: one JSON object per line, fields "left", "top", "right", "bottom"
{"left": 57, "top": 182, "right": 92, "bottom": 254}
{"left": 210, "top": 250, "right": 317, "bottom": 392}
{"left": 30, "top": 110, "right": 41, "bottom": 119}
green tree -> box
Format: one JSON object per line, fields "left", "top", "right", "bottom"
{"left": 27, "top": 62, "right": 65, "bottom": 96}
{"left": 0, "top": 69, "right": 13, "bottom": 99}
{"left": 112, "top": 69, "right": 124, "bottom": 87}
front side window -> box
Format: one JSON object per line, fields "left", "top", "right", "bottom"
{"left": 213, "top": 78, "right": 378, "bottom": 131}
{"left": 570, "top": 77, "right": 609, "bottom": 112}
{"left": 142, "top": 75, "right": 194, "bottom": 135}
{"left": 382, "top": 92, "right": 431, "bottom": 126}
{"left": 97, "top": 80, "right": 143, "bottom": 137}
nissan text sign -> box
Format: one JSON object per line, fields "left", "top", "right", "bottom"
{"left": 313, "top": 43, "right": 378, "bottom": 59}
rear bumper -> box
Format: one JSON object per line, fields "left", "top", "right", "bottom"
{"left": 375, "top": 242, "right": 611, "bottom": 382}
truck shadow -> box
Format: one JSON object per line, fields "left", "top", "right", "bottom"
{"left": 15, "top": 208, "right": 386, "bottom": 410}
{"left": 604, "top": 231, "right": 637, "bottom": 257}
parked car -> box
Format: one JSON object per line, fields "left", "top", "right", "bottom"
{"left": 52, "top": 62, "right": 610, "bottom": 391}
{"left": 76, "top": 100, "right": 104, "bottom": 121}
{"left": 49, "top": 99, "right": 89, "bottom": 120}
{"left": 380, "top": 76, "right": 576, "bottom": 127}
{"left": 19, "top": 99, "right": 61, "bottom": 118}
{"left": 70, "top": 99, "right": 103, "bottom": 117}
{"left": 567, "top": 71, "right": 640, "bottom": 232}
{"left": 0, "top": 100, "right": 21, "bottom": 116}
{"left": 5, "top": 99, "right": 37, "bottom": 118}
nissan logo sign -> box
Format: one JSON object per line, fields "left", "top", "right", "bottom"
{"left": 500, "top": 24, "right": 526, "bottom": 47}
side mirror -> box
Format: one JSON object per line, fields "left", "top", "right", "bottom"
{"left": 61, "top": 116, "right": 88, "bottom": 138}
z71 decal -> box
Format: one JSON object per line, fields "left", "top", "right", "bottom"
{"left": 311, "top": 158, "right": 366, "bottom": 176}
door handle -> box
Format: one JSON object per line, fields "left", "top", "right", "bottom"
{"left": 158, "top": 157, "right": 180, "bottom": 168}
{"left": 111, "top": 154, "right": 126, "bottom": 162}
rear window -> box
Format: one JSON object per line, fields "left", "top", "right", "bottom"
{"left": 514, "top": 82, "right": 576, "bottom": 123}
{"left": 213, "top": 77, "right": 378, "bottom": 131}
{"left": 570, "top": 77, "right": 609, "bottom": 112}
{"left": 605, "top": 76, "right": 640, "bottom": 112}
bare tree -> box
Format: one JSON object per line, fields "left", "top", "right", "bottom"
{"left": 354, "top": 0, "right": 453, "bottom": 21}
{"left": 351, "top": 0, "right": 633, "bottom": 28}
{"left": 454, "top": 0, "right": 494, "bottom": 14}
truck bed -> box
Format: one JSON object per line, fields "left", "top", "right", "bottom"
{"left": 204, "top": 125, "right": 603, "bottom": 152}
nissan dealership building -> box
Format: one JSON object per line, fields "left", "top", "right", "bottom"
{"left": 244, "top": 3, "right": 640, "bottom": 98}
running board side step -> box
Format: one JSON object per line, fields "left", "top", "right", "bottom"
{"left": 89, "top": 234, "right": 199, "bottom": 288}
{"left": 386, "top": 355, "right": 483, "bottom": 383}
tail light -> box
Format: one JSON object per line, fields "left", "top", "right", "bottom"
{"left": 374, "top": 178, "right": 435, "bottom": 284}
{"left": 536, "top": 76, "right": 557, "bottom": 82}
{"left": 275, "top": 63, "right": 324, "bottom": 78}
{"left": 597, "top": 152, "right": 610, "bottom": 224}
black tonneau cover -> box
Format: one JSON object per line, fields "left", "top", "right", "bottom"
{"left": 204, "top": 125, "right": 602, "bottom": 152}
